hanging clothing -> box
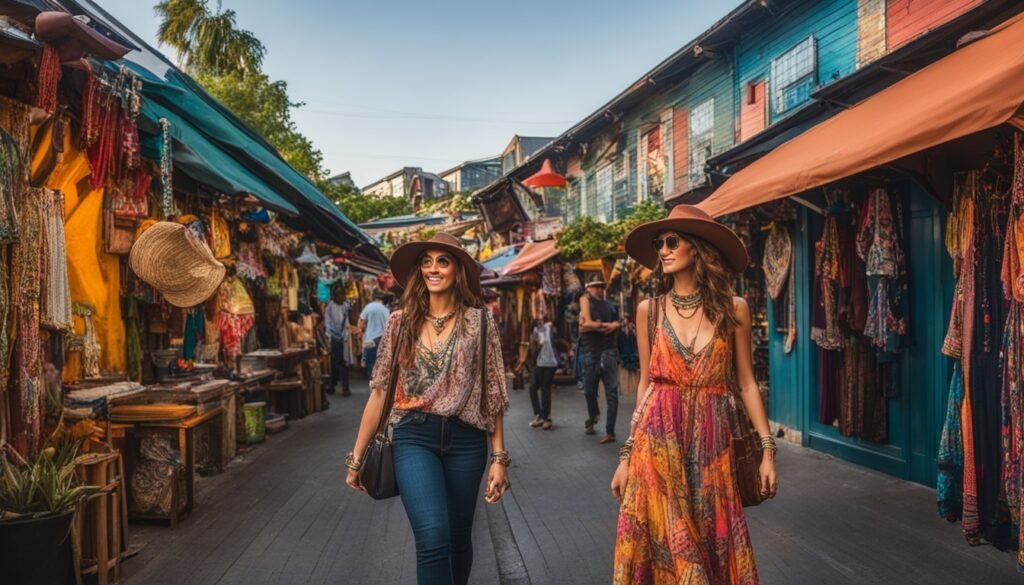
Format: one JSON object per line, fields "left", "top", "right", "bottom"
{"left": 811, "top": 215, "right": 846, "bottom": 350}
{"left": 857, "top": 189, "right": 907, "bottom": 351}
{"left": 614, "top": 311, "right": 759, "bottom": 585}
{"left": 971, "top": 207, "right": 1012, "bottom": 550}
{"left": 837, "top": 338, "right": 888, "bottom": 442}
{"left": 938, "top": 364, "right": 966, "bottom": 521}
{"left": 818, "top": 349, "right": 840, "bottom": 425}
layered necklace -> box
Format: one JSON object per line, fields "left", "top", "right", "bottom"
{"left": 429, "top": 310, "right": 456, "bottom": 334}
{"left": 669, "top": 288, "right": 705, "bottom": 355}
{"left": 670, "top": 289, "right": 703, "bottom": 318}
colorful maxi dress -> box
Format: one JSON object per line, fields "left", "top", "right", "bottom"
{"left": 613, "top": 312, "right": 759, "bottom": 585}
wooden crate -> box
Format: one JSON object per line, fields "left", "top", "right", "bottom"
{"left": 75, "top": 451, "right": 128, "bottom": 585}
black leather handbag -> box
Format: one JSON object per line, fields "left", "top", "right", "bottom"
{"left": 359, "top": 323, "right": 404, "bottom": 500}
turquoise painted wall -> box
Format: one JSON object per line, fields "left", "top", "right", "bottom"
{"left": 734, "top": 0, "right": 859, "bottom": 124}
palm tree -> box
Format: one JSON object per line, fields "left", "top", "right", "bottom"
{"left": 154, "top": 0, "right": 265, "bottom": 77}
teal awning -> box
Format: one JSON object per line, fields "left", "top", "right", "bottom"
{"left": 125, "top": 63, "right": 377, "bottom": 254}
{"left": 138, "top": 99, "right": 299, "bottom": 216}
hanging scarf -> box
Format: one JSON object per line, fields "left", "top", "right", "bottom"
{"left": 858, "top": 189, "right": 907, "bottom": 350}
{"left": 811, "top": 214, "right": 845, "bottom": 350}
{"left": 40, "top": 189, "right": 72, "bottom": 330}
{"left": 938, "top": 363, "right": 966, "bottom": 521}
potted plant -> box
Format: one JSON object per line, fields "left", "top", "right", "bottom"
{"left": 0, "top": 439, "right": 98, "bottom": 585}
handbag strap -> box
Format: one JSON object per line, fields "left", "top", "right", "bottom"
{"left": 479, "top": 308, "right": 488, "bottom": 415}
{"left": 374, "top": 321, "right": 405, "bottom": 437}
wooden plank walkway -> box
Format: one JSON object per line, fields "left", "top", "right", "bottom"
{"left": 122, "top": 379, "right": 1020, "bottom": 584}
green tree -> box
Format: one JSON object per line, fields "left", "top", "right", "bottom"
{"left": 319, "top": 182, "right": 412, "bottom": 225}
{"left": 155, "top": 0, "right": 265, "bottom": 77}
{"left": 556, "top": 200, "right": 668, "bottom": 262}
{"left": 196, "top": 72, "right": 323, "bottom": 178}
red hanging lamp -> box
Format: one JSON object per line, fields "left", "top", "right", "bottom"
{"left": 523, "top": 159, "right": 567, "bottom": 188}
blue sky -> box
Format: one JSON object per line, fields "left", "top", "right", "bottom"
{"left": 99, "top": 1, "right": 735, "bottom": 188}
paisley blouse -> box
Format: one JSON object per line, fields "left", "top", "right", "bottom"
{"left": 371, "top": 308, "right": 509, "bottom": 433}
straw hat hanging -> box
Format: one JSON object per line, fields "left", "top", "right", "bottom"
{"left": 129, "top": 221, "right": 226, "bottom": 307}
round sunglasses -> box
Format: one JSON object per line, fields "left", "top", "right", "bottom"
{"left": 651, "top": 235, "right": 682, "bottom": 251}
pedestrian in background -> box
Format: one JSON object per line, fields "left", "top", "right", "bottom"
{"left": 359, "top": 289, "right": 390, "bottom": 379}
{"left": 345, "top": 233, "right": 509, "bottom": 585}
{"left": 611, "top": 205, "right": 777, "bottom": 584}
{"left": 325, "top": 284, "right": 352, "bottom": 396}
{"left": 527, "top": 313, "right": 564, "bottom": 430}
{"left": 578, "top": 280, "right": 621, "bottom": 443}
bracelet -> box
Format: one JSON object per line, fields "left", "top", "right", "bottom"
{"left": 345, "top": 452, "right": 362, "bottom": 472}
{"left": 618, "top": 437, "right": 635, "bottom": 462}
{"left": 490, "top": 450, "right": 511, "bottom": 467}
{"left": 758, "top": 435, "right": 778, "bottom": 454}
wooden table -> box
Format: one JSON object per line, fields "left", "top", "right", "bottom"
{"left": 124, "top": 406, "right": 225, "bottom": 521}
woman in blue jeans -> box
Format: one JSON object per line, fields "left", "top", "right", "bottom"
{"left": 346, "top": 233, "right": 510, "bottom": 585}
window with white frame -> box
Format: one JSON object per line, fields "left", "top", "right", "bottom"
{"left": 595, "top": 164, "right": 614, "bottom": 222}
{"left": 688, "top": 98, "right": 714, "bottom": 186}
{"left": 771, "top": 36, "right": 817, "bottom": 115}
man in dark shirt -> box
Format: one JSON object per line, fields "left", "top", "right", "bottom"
{"left": 578, "top": 280, "right": 621, "bottom": 443}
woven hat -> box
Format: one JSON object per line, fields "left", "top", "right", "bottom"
{"left": 129, "top": 221, "right": 226, "bottom": 308}
{"left": 624, "top": 204, "right": 749, "bottom": 274}
{"left": 389, "top": 232, "right": 481, "bottom": 296}
{"left": 762, "top": 223, "right": 793, "bottom": 300}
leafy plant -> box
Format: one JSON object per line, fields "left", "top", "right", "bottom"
{"left": 0, "top": 439, "right": 98, "bottom": 520}
{"left": 555, "top": 200, "right": 668, "bottom": 262}
{"left": 319, "top": 182, "right": 413, "bottom": 224}
{"left": 417, "top": 191, "right": 476, "bottom": 216}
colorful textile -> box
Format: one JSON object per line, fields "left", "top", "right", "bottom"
{"left": 810, "top": 215, "right": 845, "bottom": 350}
{"left": 373, "top": 309, "right": 509, "bottom": 433}
{"left": 614, "top": 312, "right": 758, "bottom": 585}
{"left": 858, "top": 189, "right": 907, "bottom": 350}
{"left": 938, "top": 364, "right": 965, "bottom": 521}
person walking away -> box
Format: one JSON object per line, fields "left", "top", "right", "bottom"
{"left": 325, "top": 284, "right": 352, "bottom": 396}
{"left": 359, "top": 289, "right": 391, "bottom": 379}
{"left": 610, "top": 205, "right": 778, "bottom": 584}
{"left": 579, "top": 280, "right": 621, "bottom": 443}
{"left": 528, "top": 314, "right": 562, "bottom": 430}
{"left": 345, "top": 233, "right": 510, "bottom": 585}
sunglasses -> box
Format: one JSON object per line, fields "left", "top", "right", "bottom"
{"left": 651, "top": 235, "right": 682, "bottom": 252}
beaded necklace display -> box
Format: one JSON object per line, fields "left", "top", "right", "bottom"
{"left": 35, "top": 44, "right": 62, "bottom": 113}
{"left": 40, "top": 188, "right": 72, "bottom": 331}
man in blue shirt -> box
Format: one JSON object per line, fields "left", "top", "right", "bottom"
{"left": 324, "top": 284, "right": 352, "bottom": 396}
{"left": 358, "top": 290, "right": 390, "bottom": 379}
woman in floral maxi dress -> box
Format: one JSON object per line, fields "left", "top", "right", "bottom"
{"left": 611, "top": 205, "right": 778, "bottom": 585}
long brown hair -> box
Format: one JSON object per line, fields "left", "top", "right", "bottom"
{"left": 651, "top": 234, "right": 740, "bottom": 340}
{"left": 398, "top": 251, "right": 482, "bottom": 368}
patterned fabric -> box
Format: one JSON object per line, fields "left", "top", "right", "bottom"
{"left": 614, "top": 312, "right": 758, "bottom": 585}
{"left": 858, "top": 190, "right": 907, "bottom": 351}
{"left": 762, "top": 223, "right": 791, "bottom": 300}
{"left": 938, "top": 364, "right": 965, "bottom": 521}
{"left": 372, "top": 309, "right": 509, "bottom": 433}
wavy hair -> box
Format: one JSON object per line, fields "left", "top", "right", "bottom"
{"left": 650, "top": 234, "right": 740, "bottom": 339}
{"left": 398, "top": 251, "right": 482, "bottom": 368}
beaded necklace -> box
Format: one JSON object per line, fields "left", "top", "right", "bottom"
{"left": 35, "top": 44, "right": 62, "bottom": 113}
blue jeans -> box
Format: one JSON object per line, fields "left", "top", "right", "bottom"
{"left": 393, "top": 412, "right": 488, "bottom": 585}
{"left": 363, "top": 342, "right": 379, "bottom": 379}
{"left": 582, "top": 349, "right": 619, "bottom": 437}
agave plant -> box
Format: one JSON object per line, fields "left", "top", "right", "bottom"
{"left": 0, "top": 439, "right": 99, "bottom": 520}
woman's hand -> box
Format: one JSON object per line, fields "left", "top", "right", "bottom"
{"left": 610, "top": 460, "right": 629, "bottom": 504}
{"left": 484, "top": 463, "right": 509, "bottom": 504}
{"left": 759, "top": 455, "right": 778, "bottom": 499}
{"left": 346, "top": 469, "right": 365, "bottom": 492}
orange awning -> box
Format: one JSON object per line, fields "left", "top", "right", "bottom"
{"left": 699, "top": 13, "right": 1024, "bottom": 218}
{"left": 503, "top": 239, "right": 559, "bottom": 276}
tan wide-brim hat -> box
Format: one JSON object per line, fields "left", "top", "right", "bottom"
{"left": 624, "top": 204, "right": 749, "bottom": 274}
{"left": 129, "top": 221, "right": 227, "bottom": 308}
{"left": 389, "top": 232, "right": 481, "bottom": 296}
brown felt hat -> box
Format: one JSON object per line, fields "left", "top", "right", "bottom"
{"left": 389, "top": 232, "right": 481, "bottom": 296}
{"left": 129, "top": 222, "right": 226, "bottom": 308}
{"left": 624, "top": 204, "right": 749, "bottom": 274}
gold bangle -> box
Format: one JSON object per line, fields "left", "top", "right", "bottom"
{"left": 490, "top": 451, "right": 511, "bottom": 467}
{"left": 345, "top": 452, "right": 362, "bottom": 472}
